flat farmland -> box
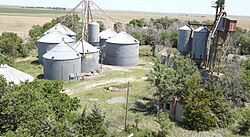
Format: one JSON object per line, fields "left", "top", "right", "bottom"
{"left": 0, "top": 15, "right": 53, "bottom": 38}
{"left": 0, "top": 6, "right": 249, "bottom": 39}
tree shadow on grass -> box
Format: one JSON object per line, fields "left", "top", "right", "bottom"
{"left": 31, "top": 60, "right": 39, "bottom": 65}
{"left": 129, "top": 97, "right": 158, "bottom": 116}
{"left": 37, "top": 74, "right": 44, "bottom": 79}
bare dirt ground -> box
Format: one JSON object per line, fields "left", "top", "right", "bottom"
{"left": 0, "top": 15, "right": 52, "bottom": 39}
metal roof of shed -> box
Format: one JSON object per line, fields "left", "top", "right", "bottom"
{"left": 38, "top": 31, "right": 74, "bottom": 44}
{"left": 43, "top": 42, "right": 80, "bottom": 60}
{"left": 73, "top": 40, "right": 99, "bottom": 54}
{"left": 106, "top": 31, "right": 139, "bottom": 44}
{"left": 100, "top": 28, "right": 117, "bottom": 39}
{"left": 44, "top": 23, "right": 76, "bottom": 36}
{"left": 0, "top": 64, "right": 34, "bottom": 85}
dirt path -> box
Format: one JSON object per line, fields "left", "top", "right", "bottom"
{"left": 63, "top": 76, "right": 147, "bottom": 95}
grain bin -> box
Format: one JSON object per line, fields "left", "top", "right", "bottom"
{"left": 99, "top": 28, "right": 117, "bottom": 47}
{"left": 88, "top": 22, "right": 100, "bottom": 46}
{"left": 73, "top": 40, "right": 100, "bottom": 73}
{"left": 44, "top": 23, "right": 76, "bottom": 41}
{"left": 177, "top": 26, "right": 193, "bottom": 55}
{"left": 43, "top": 42, "right": 81, "bottom": 82}
{"left": 37, "top": 31, "right": 75, "bottom": 64}
{"left": 105, "top": 31, "right": 139, "bottom": 66}
{"left": 0, "top": 64, "right": 34, "bottom": 85}
{"left": 191, "top": 27, "right": 210, "bottom": 60}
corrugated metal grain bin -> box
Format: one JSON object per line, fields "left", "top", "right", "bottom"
{"left": 73, "top": 40, "right": 100, "bottom": 73}
{"left": 191, "top": 27, "right": 209, "bottom": 60}
{"left": 99, "top": 28, "right": 117, "bottom": 47}
{"left": 43, "top": 42, "right": 81, "bottom": 82}
{"left": 105, "top": 31, "right": 139, "bottom": 66}
{"left": 0, "top": 64, "right": 34, "bottom": 85}
{"left": 37, "top": 31, "right": 75, "bottom": 64}
{"left": 177, "top": 26, "right": 193, "bottom": 55}
{"left": 88, "top": 22, "right": 100, "bottom": 46}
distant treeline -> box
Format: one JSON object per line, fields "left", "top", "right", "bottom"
{"left": 21, "top": 6, "right": 66, "bottom": 11}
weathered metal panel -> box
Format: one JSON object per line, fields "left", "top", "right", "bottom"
{"left": 37, "top": 42, "right": 58, "bottom": 64}
{"left": 105, "top": 43, "right": 139, "bottom": 66}
{"left": 88, "top": 22, "right": 100, "bottom": 46}
{"left": 177, "top": 26, "right": 193, "bottom": 55}
{"left": 191, "top": 27, "right": 209, "bottom": 60}
{"left": 43, "top": 58, "right": 81, "bottom": 82}
{"left": 81, "top": 52, "right": 100, "bottom": 73}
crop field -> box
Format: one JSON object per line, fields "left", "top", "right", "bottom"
{"left": 0, "top": 7, "right": 68, "bottom": 14}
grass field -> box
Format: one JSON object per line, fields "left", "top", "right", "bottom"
{"left": 0, "top": 7, "right": 68, "bottom": 14}
{"left": 13, "top": 46, "right": 246, "bottom": 136}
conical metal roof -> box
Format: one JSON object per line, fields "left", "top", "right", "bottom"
{"left": 0, "top": 64, "right": 34, "bottom": 85}
{"left": 179, "top": 25, "right": 192, "bottom": 31}
{"left": 106, "top": 31, "right": 139, "bottom": 44}
{"left": 38, "top": 31, "right": 75, "bottom": 44}
{"left": 43, "top": 42, "right": 80, "bottom": 60}
{"left": 73, "top": 40, "right": 99, "bottom": 54}
{"left": 100, "top": 28, "right": 118, "bottom": 39}
{"left": 44, "top": 23, "right": 76, "bottom": 36}
{"left": 195, "top": 27, "right": 209, "bottom": 33}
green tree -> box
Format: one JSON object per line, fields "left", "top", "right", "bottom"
{"left": 155, "top": 111, "right": 175, "bottom": 136}
{"left": 182, "top": 76, "right": 216, "bottom": 131}
{"left": 148, "top": 58, "right": 177, "bottom": 101}
{"left": 75, "top": 106, "right": 89, "bottom": 136}
{"left": 113, "top": 22, "right": 123, "bottom": 32}
{"left": 0, "top": 32, "right": 29, "bottom": 58}
{"left": 87, "top": 104, "right": 108, "bottom": 136}
{"left": 220, "top": 63, "right": 247, "bottom": 107}
{"left": 238, "top": 108, "right": 250, "bottom": 136}
{"left": 0, "top": 79, "right": 55, "bottom": 135}
{"left": 204, "top": 77, "right": 233, "bottom": 128}
{"left": 129, "top": 18, "right": 145, "bottom": 28}
{"left": 97, "top": 21, "right": 106, "bottom": 32}
{"left": 0, "top": 53, "right": 14, "bottom": 66}
{"left": 26, "top": 80, "right": 80, "bottom": 120}
{"left": 170, "top": 30, "right": 178, "bottom": 48}
{"left": 0, "top": 77, "right": 81, "bottom": 136}
{"left": 241, "top": 59, "right": 250, "bottom": 103}
{"left": 148, "top": 50, "right": 199, "bottom": 101}
{"left": 75, "top": 104, "right": 108, "bottom": 137}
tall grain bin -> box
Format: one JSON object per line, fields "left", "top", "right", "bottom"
{"left": 99, "top": 28, "right": 118, "bottom": 47}
{"left": 88, "top": 22, "right": 100, "bottom": 46}
{"left": 44, "top": 23, "right": 76, "bottom": 41}
{"left": 177, "top": 26, "right": 193, "bottom": 55}
{"left": 105, "top": 31, "right": 139, "bottom": 66}
{"left": 43, "top": 42, "right": 81, "bottom": 82}
{"left": 37, "top": 31, "right": 75, "bottom": 64}
{"left": 0, "top": 64, "right": 34, "bottom": 85}
{"left": 191, "top": 27, "right": 209, "bottom": 60}
{"left": 73, "top": 40, "right": 100, "bottom": 73}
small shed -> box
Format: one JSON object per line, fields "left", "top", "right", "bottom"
{"left": 0, "top": 64, "right": 34, "bottom": 85}
{"left": 163, "top": 97, "right": 183, "bottom": 123}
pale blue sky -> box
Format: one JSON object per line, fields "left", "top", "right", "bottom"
{"left": 0, "top": 0, "right": 249, "bottom": 16}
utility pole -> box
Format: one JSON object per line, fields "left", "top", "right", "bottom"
{"left": 124, "top": 81, "right": 130, "bottom": 131}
